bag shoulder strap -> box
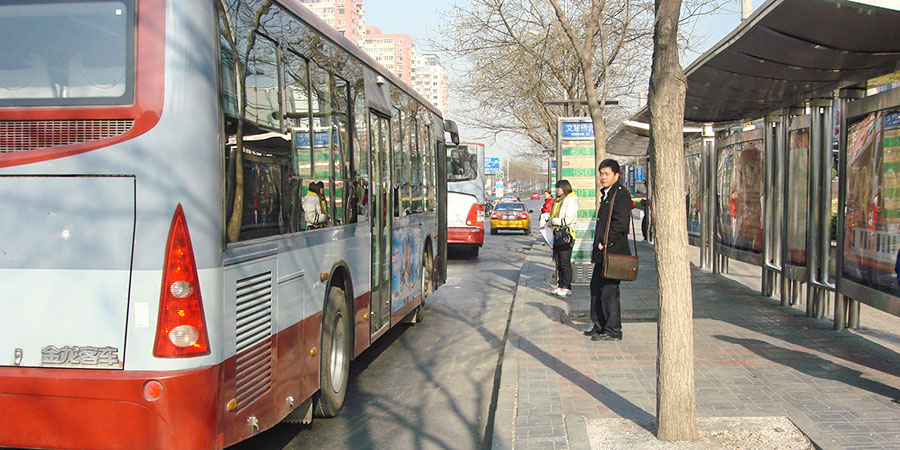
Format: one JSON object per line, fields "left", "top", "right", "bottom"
{"left": 601, "top": 187, "right": 638, "bottom": 258}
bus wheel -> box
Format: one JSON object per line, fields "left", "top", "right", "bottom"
{"left": 314, "top": 286, "right": 351, "bottom": 418}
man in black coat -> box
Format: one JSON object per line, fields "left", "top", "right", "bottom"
{"left": 584, "top": 159, "right": 632, "bottom": 341}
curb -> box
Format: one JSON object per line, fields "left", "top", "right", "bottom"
{"left": 490, "top": 238, "right": 594, "bottom": 450}
{"left": 490, "top": 239, "right": 532, "bottom": 449}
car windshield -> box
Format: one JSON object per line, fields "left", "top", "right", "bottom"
{"left": 495, "top": 203, "right": 524, "bottom": 211}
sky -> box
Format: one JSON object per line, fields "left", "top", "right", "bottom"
{"left": 363, "top": 0, "right": 766, "bottom": 158}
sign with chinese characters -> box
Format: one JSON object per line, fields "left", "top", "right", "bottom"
{"left": 293, "top": 130, "right": 330, "bottom": 148}
{"left": 635, "top": 166, "right": 645, "bottom": 183}
{"left": 561, "top": 121, "right": 594, "bottom": 139}
{"left": 557, "top": 118, "right": 597, "bottom": 277}
{"left": 42, "top": 345, "right": 121, "bottom": 368}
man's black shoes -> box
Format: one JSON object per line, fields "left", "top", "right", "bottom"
{"left": 591, "top": 333, "right": 622, "bottom": 341}
{"left": 583, "top": 328, "right": 602, "bottom": 336}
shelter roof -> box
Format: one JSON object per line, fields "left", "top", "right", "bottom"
{"left": 606, "top": 0, "right": 900, "bottom": 156}
{"left": 684, "top": 0, "right": 900, "bottom": 123}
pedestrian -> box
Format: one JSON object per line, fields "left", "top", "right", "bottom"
{"left": 303, "top": 181, "right": 328, "bottom": 229}
{"left": 550, "top": 180, "right": 578, "bottom": 297}
{"left": 585, "top": 159, "right": 632, "bottom": 341}
{"left": 640, "top": 198, "right": 650, "bottom": 241}
{"left": 541, "top": 190, "right": 554, "bottom": 214}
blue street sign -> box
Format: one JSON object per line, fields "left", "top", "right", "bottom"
{"left": 628, "top": 166, "right": 636, "bottom": 192}
{"left": 551, "top": 160, "right": 557, "bottom": 169}
{"left": 495, "top": 181, "right": 504, "bottom": 189}
{"left": 294, "top": 131, "right": 330, "bottom": 147}
{"left": 635, "top": 166, "right": 645, "bottom": 183}
{"left": 561, "top": 121, "right": 594, "bottom": 139}
{"left": 485, "top": 157, "right": 500, "bottom": 175}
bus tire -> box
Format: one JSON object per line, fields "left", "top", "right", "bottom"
{"left": 314, "top": 286, "right": 351, "bottom": 418}
{"left": 524, "top": 228, "right": 531, "bottom": 235}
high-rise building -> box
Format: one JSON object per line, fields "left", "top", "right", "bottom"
{"left": 300, "top": 0, "right": 365, "bottom": 46}
{"left": 301, "top": 2, "right": 448, "bottom": 112}
{"left": 361, "top": 25, "right": 415, "bottom": 85}
{"left": 413, "top": 53, "right": 448, "bottom": 113}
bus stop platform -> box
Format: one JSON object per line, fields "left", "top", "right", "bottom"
{"left": 491, "top": 230, "right": 900, "bottom": 449}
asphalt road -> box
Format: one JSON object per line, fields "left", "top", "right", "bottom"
{"left": 230, "top": 199, "right": 543, "bottom": 450}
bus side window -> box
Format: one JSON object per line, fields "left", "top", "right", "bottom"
{"left": 282, "top": 50, "right": 312, "bottom": 233}
{"left": 391, "top": 105, "right": 404, "bottom": 217}
{"left": 245, "top": 34, "right": 281, "bottom": 130}
{"left": 333, "top": 76, "right": 351, "bottom": 225}
{"left": 223, "top": 23, "right": 291, "bottom": 242}
{"left": 310, "top": 61, "right": 332, "bottom": 228}
{"left": 404, "top": 100, "right": 417, "bottom": 214}
{"left": 413, "top": 106, "right": 427, "bottom": 214}
{"left": 352, "top": 81, "right": 369, "bottom": 223}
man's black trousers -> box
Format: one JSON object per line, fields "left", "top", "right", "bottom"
{"left": 589, "top": 267, "right": 622, "bottom": 338}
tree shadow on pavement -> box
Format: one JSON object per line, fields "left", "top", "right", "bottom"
{"left": 696, "top": 270, "right": 900, "bottom": 381}
{"left": 511, "top": 331, "right": 657, "bottom": 433}
{"left": 525, "top": 301, "right": 583, "bottom": 333}
{"left": 713, "top": 335, "right": 900, "bottom": 402}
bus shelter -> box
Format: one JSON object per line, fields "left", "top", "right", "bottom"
{"left": 608, "top": 0, "right": 900, "bottom": 330}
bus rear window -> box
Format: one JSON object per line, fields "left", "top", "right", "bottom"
{"left": 0, "top": 1, "right": 134, "bottom": 106}
{"left": 495, "top": 203, "right": 524, "bottom": 211}
{"left": 448, "top": 145, "right": 478, "bottom": 182}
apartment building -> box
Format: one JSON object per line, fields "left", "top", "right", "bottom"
{"left": 361, "top": 25, "right": 415, "bottom": 84}
{"left": 413, "top": 53, "right": 448, "bottom": 113}
{"left": 301, "top": 2, "right": 449, "bottom": 112}
{"left": 300, "top": 0, "right": 366, "bottom": 46}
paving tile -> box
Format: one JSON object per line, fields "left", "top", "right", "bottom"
{"left": 495, "top": 239, "right": 900, "bottom": 450}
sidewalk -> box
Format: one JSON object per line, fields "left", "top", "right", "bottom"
{"left": 492, "top": 236, "right": 900, "bottom": 449}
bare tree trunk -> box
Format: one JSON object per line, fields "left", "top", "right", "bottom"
{"left": 648, "top": 0, "right": 697, "bottom": 442}
{"left": 227, "top": 122, "right": 244, "bottom": 243}
{"left": 584, "top": 70, "right": 607, "bottom": 208}
{"left": 588, "top": 100, "right": 607, "bottom": 208}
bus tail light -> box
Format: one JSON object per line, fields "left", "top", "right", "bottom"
{"left": 521, "top": 213, "right": 528, "bottom": 220}
{"left": 466, "top": 203, "right": 484, "bottom": 227}
{"left": 154, "top": 204, "right": 210, "bottom": 358}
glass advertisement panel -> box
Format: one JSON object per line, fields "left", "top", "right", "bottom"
{"left": 685, "top": 143, "right": 702, "bottom": 236}
{"left": 843, "top": 110, "right": 900, "bottom": 296}
{"left": 787, "top": 127, "right": 809, "bottom": 265}
{"left": 716, "top": 129, "right": 764, "bottom": 253}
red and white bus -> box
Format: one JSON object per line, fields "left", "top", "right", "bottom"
{"left": 447, "top": 142, "right": 486, "bottom": 256}
{"left": 0, "top": 1, "right": 456, "bottom": 449}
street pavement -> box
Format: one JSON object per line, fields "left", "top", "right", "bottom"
{"left": 230, "top": 209, "right": 535, "bottom": 449}
{"left": 492, "top": 220, "right": 900, "bottom": 449}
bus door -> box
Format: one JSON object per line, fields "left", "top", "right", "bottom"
{"left": 370, "top": 113, "right": 392, "bottom": 336}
